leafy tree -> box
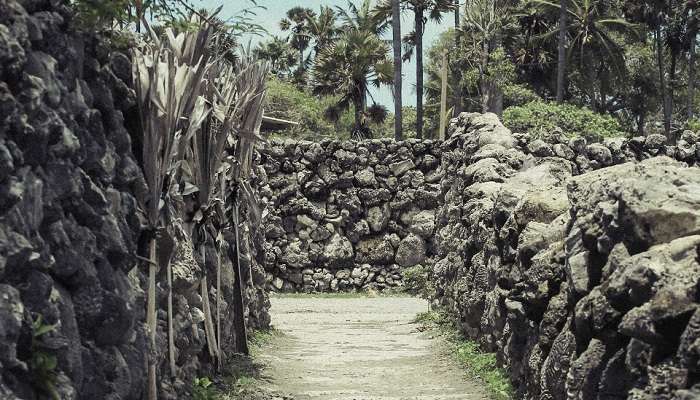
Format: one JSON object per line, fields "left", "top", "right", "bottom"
{"left": 265, "top": 76, "right": 400, "bottom": 140}
{"left": 619, "top": 41, "right": 662, "bottom": 135}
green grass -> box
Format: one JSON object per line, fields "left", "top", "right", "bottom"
{"left": 414, "top": 311, "right": 514, "bottom": 400}
{"left": 247, "top": 328, "right": 284, "bottom": 357}
{"left": 215, "top": 328, "right": 286, "bottom": 399}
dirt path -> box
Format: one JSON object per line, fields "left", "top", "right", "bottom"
{"left": 255, "top": 295, "right": 489, "bottom": 400}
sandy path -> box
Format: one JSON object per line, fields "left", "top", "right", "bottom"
{"left": 256, "top": 296, "right": 488, "bottom": 400}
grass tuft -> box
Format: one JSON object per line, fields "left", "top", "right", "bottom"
{"left": 414, "top": 311, "right": 513, "bottom": 400}
{"left": 215, "top": 328, "right": 288, "bottom": 399}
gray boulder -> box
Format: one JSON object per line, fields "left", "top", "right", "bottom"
{"left": 280, "top": 240, "right": 311, "bottom": 269}
{"left": 389, "top": 159, "right": 416, "bottom": 176}
{"left": 355, "top": 236, "right": 395, "bottom": 265}
{"left": 322, "top": 234, "right": 354, "bottom": 268}
{"left": 355, "top": 168, "right": 377, "bottom": 187}
{"left": 367, "top": 204, "right": 390, "bottom": 232}
{"left": 395, "top": 234, "right": 427, "bottom": 267}
{"left": 409, "top": 210, "right": 436, "bottom": 238}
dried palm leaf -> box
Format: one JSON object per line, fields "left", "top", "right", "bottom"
{"left": 132, "top": 21, "right": 214, "bottom": 400}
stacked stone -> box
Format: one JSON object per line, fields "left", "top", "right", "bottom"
{"left": 258, "top": 138, "right": 442, "bottom": 292}
{"left": 434, "top": 113, "right": 700, "bottom": 399}
{"left": 0, "top": 1, "right": 270, "bottom": 398}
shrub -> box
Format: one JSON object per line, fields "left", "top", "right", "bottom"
{"left": 503, "top": 84, "right": 541, "bottom": 108}
{"left": 503, "top": 101, "right": 627, "bottom": 141}
{"left": 30, "top": 315, "right": 59, "bottom": 400}
{"left": 192, "top": 377, "right": 218, "bottom": 400}
{"left": 402, "top": 264, "right": 434, "bottom": 298}
{"left": 686, "top": 118, "right": 700, "bottom": 133}
{"left": 264, "top": 77, "right": 339, "bottom": 140}
{"left": 264, "top": 76, "right": 402, "bottom": 140}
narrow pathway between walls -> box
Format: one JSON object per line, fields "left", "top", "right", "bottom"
{"left": 255, "top": 296, "right": 489, "bottom": 400}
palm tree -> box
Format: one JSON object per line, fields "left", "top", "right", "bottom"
{"left": 532, "top": 0, "right": 634, "bottom": 111}
{"left": 463, "top": 0, "right": 513, "bottom": 115}
{"left": 690, "top": 31, "right": 697, "bottom": 120}
{"left": 411, "top": 1, "right": 455, "bottom": 139}
{"left": 280, "top": 7, "right": 315, "bottom": 74}
{"left": 377, "top": 0, "right": 454, "bottom": 139}
{"left": 255, "top": 36, "right": 297, "bottom": 77}
{"left": 337, "top": 0, "right": 389, "bottom": 35}
{"left": 305, "top": 6, "right": 340, "bottom": 54}
{"left": 311, "top": 28, "right": 393, "bottom": 138}
{"left": 393, "top": 0, "right": 404, "bottom": 140}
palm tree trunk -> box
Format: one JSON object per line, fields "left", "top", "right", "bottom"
{"left": 668, "top": 52, "right": 678, "bottom": 141}
{"left": 689, "top": 31, "right": 696, "bottom": 120}
{"left": 299, "top": 48, "right": 304, "bottom": 72}
{"left": 392, "top": 0, "right": 403, "bottom": 141}
{"left": 415, "top": 6, "right": 424, "bottom": 140}
{"left": 480, "top": 39, "right": 490, "bottom": 113}
{"left": 556, "top": 0, "right": 567, "bottom": 103}
{"left": 353, "top": 95, "right": 363, "bottom": 134}
{"left": 638, "top": 112, "right": 646, "bottom": 136}
{"left": 453, "top": 0, "right": 463, "bottom": 114}
{"left": 480, "top": 38, "right": 503, "bottom": 116}
{"left": 655, "top": 27, "right": 671, "bottom": 139}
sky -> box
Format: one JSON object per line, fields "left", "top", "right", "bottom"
{"left": 198, "top": 0, "right": 455, "bottom": 108}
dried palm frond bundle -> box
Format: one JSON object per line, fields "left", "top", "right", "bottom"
{"left": 223, "top": 48, "right": 270, "bottom": 355}
{"left": 183, "top": 48, "right": 270, "bottom": 359}
{"left": 132, "top": 23, "right": 212, "bottom": 400}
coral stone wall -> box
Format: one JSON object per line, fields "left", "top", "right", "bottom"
{"left": 0, "top": 1, "right": 269, "bottom": 399}
{"left": 259, "top": 112, "right": 700, "bottom": 398}
{"left": 258, "top": 138, "right": 443, "bottom": 292}
{"left": 433, "top": 113, "right": 700, "bottom": 399}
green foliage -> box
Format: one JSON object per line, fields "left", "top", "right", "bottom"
{"left": 425, "top": 28, "right": 542, "bottom": 135}
{"left": 71, "top": 0, "right": 130, "bottom": 27}
{"left": 414, "top": 311, "right": 513, "bottom": 400}
{"left": 311, "top": 0, "right": 393, "bottom": 138}
{"left": 30, "top": 315, "right": 59, "bottom": 400}
{"left": 503, "top": 101, "right": 627, "bottom": 140}
{"left": 264, "top": 76, "right": 343, "bottom": 139}
{"left": 71, "top": 0, "right": 190, "bottom": 29}
{"left": 503, "top": 84, "right": 541, "bottom": 108}
{"left": 265, "top": 76, "right": 397, "bottom": 140}
{"left": 687, "top": 119, "right": 700, "bottom": 132}
{"left": 376, "top": 107, "right": 418, "bottom": 139}
{"left": 70, "top": 0, "right": 266, "bottom": 42}
{"left": 193, "top": 377, "right": 218, "bottom": 400}
{"left": 401, "top": 264, "right": 434, "bottom": 298}
{"left": 255, "top": 37, "right": 298, "bottom": 78}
